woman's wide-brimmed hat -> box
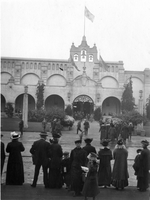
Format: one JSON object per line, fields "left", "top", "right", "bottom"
{"left": 63, "top": 151, "right": 69, "bottom": 156}
{"left": 75, "top": 139, "right": 82, "bottom": 144}
{"left": 87, "top": 152, "right": 98, "bottom": 160}
{"left": 141, "top": 140, "right": 149, "bottom": 146}
{"left": 39, "top": 132, "right": 48, "bottom": 136}
{"left": 101, "top": 139, "right": 110, "bottom": 146}
{"left": 136, "top": 149, "right": 142, "bottom": 153}
{"left": 10, "top": 131, "right": 20, "bottom": 140}
{"left": 84, "top": 138, "right": 93, "bottom": 143}
{"left": 117, "top": 139, "right": 124, "bottom": 145}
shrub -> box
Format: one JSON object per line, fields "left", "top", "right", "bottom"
{"left": 65, "top": 105, "right": 73, "bottom": 116}
{"left": 5, "top": 102, "right": 14, "bottom": 118}
{"left": 94, "top": 107, "right": 102, "bottom": 121}
{"left": 28, "top": 109, "right": 46, "bottom": 122}
{"left": 115, "top": 110, "right": 143, "bottom": 126}
{"left": 46, "top": 106, "right": 65, "bottom": 121}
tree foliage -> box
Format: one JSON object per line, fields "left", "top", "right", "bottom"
{"left": 115, "top": 110, "right": 143, "bottom": 125}
{"left": 36, "top": 82, "right": 45, "bottom": 110}
{"left": 5, "top": 102, "right": 14, "bottom": 118}
{"left": 121, "top": 77, "right": 135, "bottom": 112}
{"left": 94, "top": 107, "right": 102, "bottom": 121}
{"left": 65, "top": 104, "right": 73, "bottom": 116}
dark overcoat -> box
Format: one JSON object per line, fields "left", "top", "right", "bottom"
{"left": 49, "top": 141, "right": 63, "bottom": 188}
{"left": 137, "top": 147, "right": 150, "bottom": 191}
{"left": 112, "top": 146, "right": 129, "bottom": 188}
{"left": 1, "top": 141, "right": 6, "bottom": 174}
{"left": 82, "top": 160, "right": 100, "bottom": 197}
{"left": 6, "top": 140, "right": 25, "bottom": 185}
{"left": 70, "top": 147, "right": 87, "bottom": 194}
{"left": 98, "top": 147, "right": 112, "bottom": 186}
{"left": 30, "top": 138, "right": 51, "bottom": 166}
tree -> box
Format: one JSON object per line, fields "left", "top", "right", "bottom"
{"left": 121, "top": 77, "right": 135, "bottom": 112}
{"left": 94, "top": 107, "right": 102, "bottom": 121}
{"left": 36, "top": 82, "right": 45, "bottom": 110}
{"left": 146, "top": 95, "right": 150, "bottom": 120}
{"left": 65, "top": 104, "right": 73, "bottom": 116}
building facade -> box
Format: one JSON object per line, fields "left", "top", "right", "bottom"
{"left": 1, "top": 36, "right": 150, "bottom": 118}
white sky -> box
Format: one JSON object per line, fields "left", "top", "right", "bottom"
{"left": 1, "top": 0, "right": 150, "bottom": 71}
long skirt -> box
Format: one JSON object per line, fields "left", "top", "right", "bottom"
{"left": 49, "top": 168, "right": 62, "bottom": 188}
{"left": 82, "top": 177, "right": 100, "bottom": 197}
{"left": 6, "top": 162, "right": 24, "bottom": 185}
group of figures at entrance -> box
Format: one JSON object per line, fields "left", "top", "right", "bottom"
{"left": 1, "top": 131, "right": 150, "bottom": 200}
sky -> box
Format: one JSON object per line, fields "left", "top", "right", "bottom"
{"left": 1, "top": 0, "right": 150, "bottom": 71}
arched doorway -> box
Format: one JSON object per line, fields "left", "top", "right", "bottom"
{"left": 73, "top": 95, "right": 94, "bottom": 118}
{"left": 102, "top": 97, "right": 120, "bottom": 115}
{"left": 1, "top": 94, "right": 6, "bottom": 112}
{"left": 15, "top": 94, "right": 35, "bottom": 113}
{"left": 45, "top": 95, "right": 65, "bottom": 111}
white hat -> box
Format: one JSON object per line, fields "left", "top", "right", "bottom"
{"left": 10, "top": 131, "right": 20, "bottom": 140}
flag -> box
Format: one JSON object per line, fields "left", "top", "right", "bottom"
{"left": 84, "top": 6, "right": 95, "bottom": 22}
{"left": 69, "top": 54, "right": 80, "bottom": 71}
{"left": 99, "top": 55, "right": 109, "bottom": 71}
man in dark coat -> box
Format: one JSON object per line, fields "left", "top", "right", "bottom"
{"left": 83, "top": 120, "right": 90, "bottom": 137}
{"left": 1, "top": 134, "right": 6, "bottom": 175}
{"left": 137, "top": 140, "right": 150, "bottom": 192}
{"left": 30, "top": 132, "right": 51, "bottom": 188}
{"left": 82, "top": 138, "right": 96, "bottom": 165}
{"left": 70, "top": 139, "right": 87, "bottom": 196}
{"left": 19, "top": 119, "right": 24, "bottom": 136}
{"left": 49, "top": 135, "right": 63, "bottom": 188}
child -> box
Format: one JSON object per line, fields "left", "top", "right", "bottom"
{"left": 82, "top": 152, "right": 100, "bottom": 200}
{"left": 61, "top": 151, "right": 71, "bottom": 190}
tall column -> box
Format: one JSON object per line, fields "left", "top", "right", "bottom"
{"left": 138, "top": 90, "right": 143, "bottom": 130}
{"left": 22, "top": 86, "right": 28, "bottom": 128}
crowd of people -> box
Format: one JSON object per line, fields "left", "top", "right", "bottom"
{"left": 1, "top": 126, "right": 150, "bottom": 199}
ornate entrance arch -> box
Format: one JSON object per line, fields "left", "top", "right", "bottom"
{"left": 73, "top": 95, "right": 94, "bottom": 118}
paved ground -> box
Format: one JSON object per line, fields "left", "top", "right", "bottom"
{"left": 1, "top": 121, "right": 150, "bottom": 199}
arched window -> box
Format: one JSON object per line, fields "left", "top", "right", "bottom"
{"left": 89, "top": 55, "right": 93, "bottom": 62}
{"left": 81, "top": 50, "right": 86, "bottom": 62}
{"left": 74, "top": 54, "right": 78, "bottom": 61}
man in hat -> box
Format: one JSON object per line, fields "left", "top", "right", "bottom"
{"left": 48, "top": 134, "right": 63, "bottom": 189}
{"left": 70, "top": 139, "right": 87, "bottom": 196}
{"left": 82, "top": 138, "right": 96, "bottom": 164}
{"left": 1, "top": 134, "right": 5, "bottom": 175}
{"left": 137, "top": 140, "right": 150, "bottom": 192}
{"left": 30, "top": 132, "right": 51, "bottom": 188}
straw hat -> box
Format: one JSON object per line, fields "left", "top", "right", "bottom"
{"left": 10, "top": 131, "right": 20, "bottom": 140}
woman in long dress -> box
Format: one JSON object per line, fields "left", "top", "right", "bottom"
{"left": 6, "top": 132, "right": 25, "bottom": 185}
{"left": 82, "top": 152, "right": 100, "bottom": 200}
{"left": 98, "top": 139, "right": 112, "bottom": 188}
{"left": 112, "top": 139, "right": 129, "bottom": 190}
